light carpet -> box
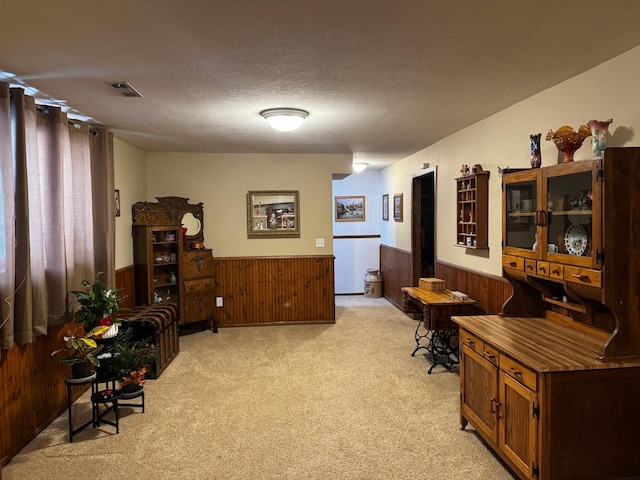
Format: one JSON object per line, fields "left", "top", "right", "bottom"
{"left": 3, "top": 296, "right": 514, "bottom": 480}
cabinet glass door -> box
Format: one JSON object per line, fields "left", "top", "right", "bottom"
{"left": 151, "top": 227, "right": 180, "bottom": 303}
{"left": 545, "top": 161, "right": 601, "bottom": 268}
{"left": 503, "top": 171, "right": 539, "bottom": 257}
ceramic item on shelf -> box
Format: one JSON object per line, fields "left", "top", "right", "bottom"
{"left": 529, "top": 133, "right": 542, "bottom": 168}
{"left": 564, "top": 223, "right": 588, "bottom": 256}
{"left": 587, "top": 118, "right": 613, "bottom": 159}
{"left": 545, "top": 125, "right": 591, "bottom": 163}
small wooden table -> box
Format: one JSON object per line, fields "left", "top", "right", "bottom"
{"left": 401, "top": 287, "right": 477, "bottom": 373}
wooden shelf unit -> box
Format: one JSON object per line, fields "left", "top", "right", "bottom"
{"left": 455, "top": 169, "right": 489, "bottom": 249}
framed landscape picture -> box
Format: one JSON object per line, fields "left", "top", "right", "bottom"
{"left": 335, "top": 195, "right": 365, "bottom": 222}
{"left": 393, "top": 193, "right": 403, "bottom": 222}
{"left": 382, "top": 194, "right": 389, "bottom": 221}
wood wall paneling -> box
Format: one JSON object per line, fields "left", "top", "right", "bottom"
{"left": 0, "top": 323, "right": 81, "bottom": 467}
{"left": 436, "top": 261, "right": 512, "bottom": 315}
{"left": 213, "top": 256, "right": 335, "bottom": 327}
{"left": 380, "top": 245, "right": 414, "bottom": 309}
{"left": 379, "top": 244, "right": 512, "bottom": 316}
{"left": 115, "top": 265, "right": 136, "bottom": 310}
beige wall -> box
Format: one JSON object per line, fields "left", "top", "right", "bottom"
{"left": 381, "top": 44, "right": 640, "bottom": 277}
{"left": 114, "top": 138, "right": 146, "bottom": 269}
{"left": 144, "top": 153, "right": 352, "bottom": 257}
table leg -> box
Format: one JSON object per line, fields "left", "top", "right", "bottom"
{"left": 410, "top": 316, "right": 430, "bottom": 356}
{"left": 426, "top": 329, "right": 459, "bottom": 374}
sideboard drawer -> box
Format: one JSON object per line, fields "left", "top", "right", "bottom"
{"left": 500, "top": 354, "right": 537, "bottom": 391}
{"left": 460, "top": 329, "right": 483, "bottom": 354}
{"left": 502, "top": 255, "right": 524, "bottom": 271}
{"left": 549, "top": 263, "right": 563, "bottom": 280}
{"left": 536, "top": 261, "right": 550, "bottom": 277}
{"left": 483, "top": 343, "right": 499, "bottom": 366}
{"left": 564, "top": 266, "right": 602, "bottom": 288}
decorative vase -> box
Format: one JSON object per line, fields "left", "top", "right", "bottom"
{"left": 545, "top": 125, "right": 591, "bottom": 163}
{"left": 71, "top": 360, "right": 92, "bottom": 379}
{"left": 587, "top": 118, "right": 613, "bottom": 159}
{"left": 529, "top": 133, "right": 542, "bottom": 168}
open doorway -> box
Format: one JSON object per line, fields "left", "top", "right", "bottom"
{"left": 411, "top": 167, "right": 436, "bottom": 286}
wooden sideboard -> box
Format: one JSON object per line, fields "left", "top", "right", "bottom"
{"left": 454, "top": 313, "right": 640, "bottom": 480}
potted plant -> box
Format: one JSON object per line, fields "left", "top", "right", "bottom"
{"left": 113, "top": 329, "right": 158, "bottom": 392}
{"left": 51, "top": 325, "right": 110, "bottom": 378}
{"left": 70, "top": 271, "right": 125, "bottom": 335}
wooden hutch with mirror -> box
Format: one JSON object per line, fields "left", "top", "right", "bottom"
{"left": 132, "top": 196, "right": 217, "bottom": 333}
{"left": 453, "top": 148, "right": 640, "bottom": 480}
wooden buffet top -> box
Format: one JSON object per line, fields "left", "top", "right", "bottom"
{"left": 452, "top": 314, "right": 640, "bottom": 373}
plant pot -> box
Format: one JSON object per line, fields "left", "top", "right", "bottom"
{"left": 71, "top": 360, "right": 92, "bottom": 379}
{"left": 120, "top": 383, "right": 142, "bottom": 394}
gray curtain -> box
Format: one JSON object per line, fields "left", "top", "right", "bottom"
{"left": 0, "top": 81, "right": 113, "bottom": 354}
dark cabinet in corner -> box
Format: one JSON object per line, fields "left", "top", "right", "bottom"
{"left": 132, "top": 196, "right": 217, "bottom": 333}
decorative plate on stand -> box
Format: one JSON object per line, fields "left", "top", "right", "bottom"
{"left": 564, "top": 224, "right": 587, "bottom": 256}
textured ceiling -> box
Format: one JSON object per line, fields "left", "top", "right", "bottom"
{"left": 3, "top": 1, "right": 640, "bottom": 168}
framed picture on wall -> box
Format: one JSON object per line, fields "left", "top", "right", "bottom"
{"left": 335, "top": 195, "right": 365, "bottom": 222}
{"left": 246, "top": 190, "right": 300, "bottom": 238}
{"left": 382, "top": 194, "right": 389, "bottom": 221}
{"left": 393, "top": 193, "right": 403, "bottom": 222}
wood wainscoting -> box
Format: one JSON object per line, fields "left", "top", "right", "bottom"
{"left": 115, "top": 265, "right": 136, "bottom": 310}
{"left": 435, "top": 261, "right": 512, "bottom": 315}
{"left": 0, "top": 322, "right": 80, "bottom": 468}
{"left": 213, "top": 255, "right": 335, "bottom": 327}
{"left": 379, "top": 244, "right": 512, "bottom": 316}
{"left": 380, "top": 245, "right": 414, "bottom": 309}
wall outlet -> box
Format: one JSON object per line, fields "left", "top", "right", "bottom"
{"left": 216, "top": 297, "right": 223, "bottom": 307}
{"left": 315, "top": 238, "right": 325, "bottom": 248}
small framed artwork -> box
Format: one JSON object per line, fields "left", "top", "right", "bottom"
{"left": 393, "top": 193, "right": 403, "bottom": 222}
{"left": 382, "top": 194, "right": 389, "bottom": 221}
{"left": 114, "top": 189, "right": 121, "bottom": 217}
{"left": 335, "top": 195, "right": 365, "bottom": 222}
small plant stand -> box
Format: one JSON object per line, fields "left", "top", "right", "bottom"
{"left": 64, "top": 371, "right": 97, "bottom": 442}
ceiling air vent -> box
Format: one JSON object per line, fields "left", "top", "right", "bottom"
{"left": 109, "top": 81, "right": 143, "bottom": 97}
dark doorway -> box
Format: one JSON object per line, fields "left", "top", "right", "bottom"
{"left": 412, "top": 168, "right": 436, "bottom": 286}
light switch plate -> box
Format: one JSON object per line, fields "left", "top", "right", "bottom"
{"left": 315, "top": 238, "right": 325, "bottom": 248}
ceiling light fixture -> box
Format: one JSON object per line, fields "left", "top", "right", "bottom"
{"left": 260, "top": 108, "right": 309, "bottom": 132}
{"left": 352, "top": 162, "right": 369, "bottom": 172}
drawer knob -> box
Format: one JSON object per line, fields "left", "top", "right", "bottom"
{"left": 509, "top": 367, "right": 522, "bottom": 376}
{"left": 572, "top": 273, "right": 588, "bottom": 281}
{"left": 465, "top": 339, "right": 475, "bottom": 346}
{"left": 552, "top": 268, "right": 560, "bottom": 275}
{"left": 539, "top": 267, "right": 546, "bottom": 273}
{"left": 509, "top": 261, "right": 517, "bottom": 267}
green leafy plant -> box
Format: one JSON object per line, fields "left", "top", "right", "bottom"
{"left": 113, "top": 329, "right": 159, "bottom": 389}
{"left": 51, "top": 325, "right": 110, "bottom": 366}
{"left": 71, "top": 271, "right": 126, "bottom": 331}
